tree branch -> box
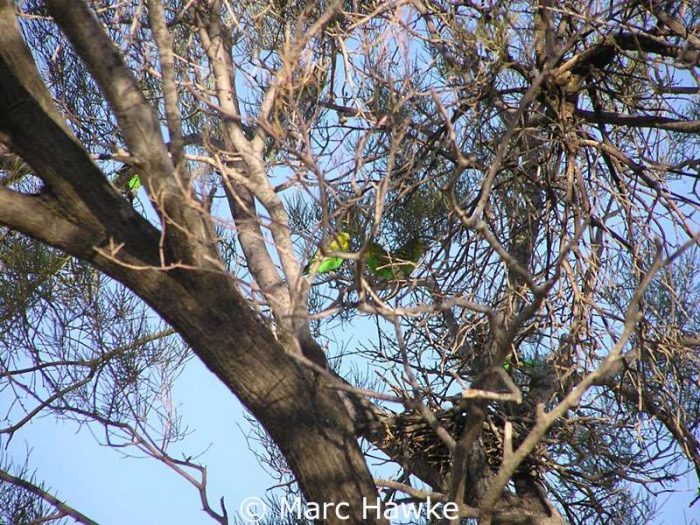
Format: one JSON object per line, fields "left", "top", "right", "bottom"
{"left": 0, "top": 467, "right": 99, "bottom": 525}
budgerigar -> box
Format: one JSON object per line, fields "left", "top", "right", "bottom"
{"left": 113, "top": 167, "right": 142, "bottom": 203}
{"left": 393, "top": 237, "right": 427, "bottom": 279}
{"left": 365, "top": 237, "right": 427, "bottom": 280}
{"left": 365, "top": 242, "right": 395, "bottom": 280}
{"left": 303, "top": 232, "right": 351, "bottom": 275}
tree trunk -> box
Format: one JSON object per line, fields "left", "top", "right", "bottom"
{"left": 0, "top": 5, "right": 380, "bottom": 522}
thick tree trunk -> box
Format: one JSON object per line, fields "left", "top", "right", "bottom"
{"left": 139, "top": 272, "right": 381, "bottom": 525}
{"left": 0, "top": 6, "right": 380, "bottom": 523}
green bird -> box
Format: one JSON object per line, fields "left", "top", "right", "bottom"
{"left": 303, "top": 232, "right": 351, "bottom": 275}
{"left": 394, "top": 237, "right": 427, "bottom": 278}
{"left": 365, "top": 237, "right": 427, "bottom": 280}
{"left": 365, "top": 242, "right": 395, "bottom": 280}
{"left": 504, "top": 355, "right": 542, "bottom": 373}
{"left": 112, "top": 166, "right": 142, "bottom": 203}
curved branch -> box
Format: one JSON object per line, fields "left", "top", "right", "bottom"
{"left": 0, "top": 467, "right": 99, "bottom": 525}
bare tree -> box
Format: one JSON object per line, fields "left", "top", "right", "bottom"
{"left": 1, "top": 1, "right": 699, "bottom": 524}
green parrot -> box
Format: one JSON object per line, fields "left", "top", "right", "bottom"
{"left": 113, "top": 166, "right": 142, "bottom": 203}
{"left": 365, "top": 242, "right": 395, "bottom": 280}
{"left": 365, "top": 237, "right": 427, "bottom": 280}
{"left": 504, "top": 355, "right": 542, "bottom": 373}
{"left": 303, "top": 232, "right": 351, "bottom": 275}
{"left": 394, "top": 237, "right": 427, "bottom": 278}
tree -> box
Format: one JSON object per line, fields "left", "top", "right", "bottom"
{"left": 1, "top": 1, "right": 699, "bottom": 524}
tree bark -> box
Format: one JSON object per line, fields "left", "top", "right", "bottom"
{"left": 0, "top": 5, "right": 380, "bottom": 523}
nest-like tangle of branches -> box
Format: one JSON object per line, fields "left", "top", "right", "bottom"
{"left": 379, "top": 405, "right": 547, "bottom": 479}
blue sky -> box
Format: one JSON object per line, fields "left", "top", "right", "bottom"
{"left": 3, "top": 357, "right": 271, "bottom": 524}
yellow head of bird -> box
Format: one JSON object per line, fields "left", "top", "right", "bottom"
{"left": 333, "top": 232, "right": 351, "bottom": 251}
